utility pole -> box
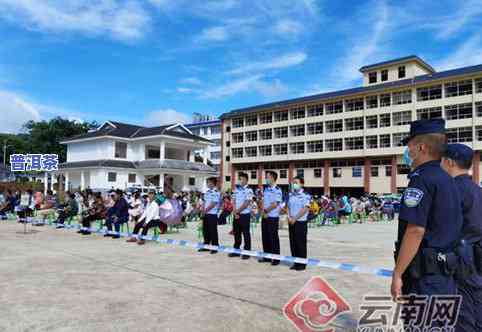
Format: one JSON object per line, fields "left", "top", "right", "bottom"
{"left": 2, "top": 140, "right": 6, "bottom": 167}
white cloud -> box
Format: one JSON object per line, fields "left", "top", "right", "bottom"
{"left": 273, "top": 19, "right": 303, "bottom": 38}
{"left": 0, "top": 90, "right": 42, "bottom": 133}
{"left": 227, "top": 52, "right": 307, "bottom": 75}
{"left": 180, "top": 77, "right": 202, "bottom": 86}
{"left": 143, "top": 109, "right": 190, "bottom": 125}
{"left": 197, "top": 26, "right": 229, "bottom": 42}
{"left": 200, "top": 75, "right": 287, "bottom": 99}
{"left": 429, "top": 0, "right": 482, "bottom": 40}
{"left": 176, "top": 87, "right": 194, "bottom": 93}
{"left": 435, "top": 34, "right": 482, "bottom": 70}
{"left": 0, "top": 0, "right": 151, "bottom": 42}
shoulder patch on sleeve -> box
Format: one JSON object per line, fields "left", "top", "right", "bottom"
{"left": 404, "top": 188, "right": 424, "bottom": 207}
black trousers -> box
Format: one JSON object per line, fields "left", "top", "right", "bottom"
{"left": 261, "top": 217, "right": 280, "bottom": 255}
{"left": 203, "top": 214, "right": 219, "bottom": 246}
{"left": 289, "top": 222, "right": 308, "bottom": 263}
{"left": 233, "top": 213, "right": 251, "bottom": 250}
{"left": 132, "top": 219, "right": 162, "bottom": 236}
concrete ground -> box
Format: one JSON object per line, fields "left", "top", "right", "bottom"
{"left": 0, "top": 219, "right": 398, "bottom": 332}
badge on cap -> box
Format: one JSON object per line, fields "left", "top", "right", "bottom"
{"left": 404, "top": 188, "right": 424, "bottom": 207}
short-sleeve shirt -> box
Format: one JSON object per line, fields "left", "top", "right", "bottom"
{"left": 398, "top": 160, "right": 463, "bottom": 251}
{"left": 204, "top": 188, "right": 221, "bottom": 215}
{"left": 263, "top": 185, "right": 283, "bottom": 218}
{"left": 234, "top": 185, "right": 254, "bottom": 215}
{"left": 288, "top": 189, "right": 311, "bottom": 222}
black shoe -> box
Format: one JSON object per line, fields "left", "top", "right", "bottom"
{"left": 112, "top": 235, "right": 120, "bottom": 239}
{"left": 241, "top": 255, "right": 250, "bottom": 260}
{"left": 228, "top": 253, "right": 240, "bottom": 257}
{"left": 56, "top": 225, "right": 64, "bottom": 229}
{"left": 104, "top": 233, "right": 113, "bottom": 237}
{"left": 77, "top": 230, "right": 83, "bottom": 234}
{"left": 210, "top": 250, "right": 217, "bottom": 254}
{"left": 271, "top": 260, "right": 280, "bottom": 266}
{"left": 258, "top": 258, "right": 271, "bottom": 263}
{"left": 82, "top": 231, "right": 91, "bottom": 235}
{"left": 198, "top": 248, "right": 210, "bottom": 252}
{"left": 290, "top": 264, "right": 306, "bottom": 271}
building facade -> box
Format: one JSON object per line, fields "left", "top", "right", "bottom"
{"left": 184, "top": 114, "right": 221, "bottom": 170}
{"left": 220, "top": 55, "right": 482, "bottom": 196}
{"left": 57, "top": 121, "right": 217, "bottom": 192}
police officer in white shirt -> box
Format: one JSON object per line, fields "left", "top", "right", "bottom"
{"left": 259, "top": 171, "right": 283, "bottom": 266}
{"left": 229, "top": 172, "right": 254, "bottom": 260}
{"left": 199, "top": 177, "right": 222, "bottom": 254}
{"left": 287, "top": 176, "right": 311, "bottom": 271}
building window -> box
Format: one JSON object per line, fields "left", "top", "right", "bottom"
{"left": 245, "top": 114, "right": 258, "bottom": 126}
{"left": 371, "top": 166, "right": 379, "bottom": 177}
{"left": 392, "top": 133, "right": 409, "bottom": 147}
{"left": 290, "top": 107, "right": 305, "bottom": 119}
{"left": 352, "top": 167, "right": 362, "bottom": 178}
{"left": 393, "top": 111, "right": 412, "bottom": 126}
{"left": 259, "top": 112, "right": 272, "bottom": 124}
{"left": 325, "top": 101, "right": 343, "bottom": 114}
{"left": 417, "top": 85, "right": 442, "bottom": 101}
{"left": 325, "top": 138, "right": 343, "bottom": 152}
{"left": 398, "top": 66, "right": 406, "bottom": 78}
{"left": 259, "top": 145, "right": 272, "bottom": 156}
{"left": 392, "top": 90, "right": 412, "bottom": 105}
{"left": 345, "top": 98, "right": 364, "bottom": 112}
{"left": 307, "top": 122, "right": 323, "bottom": 135}
{"left": 325, "top": 119, "right": 343, "bottom": 133}
{"left": 296, "top": 169, "right": 304, "bottom": 178}
{"left": 446, "top": 127, "right": 473, "bottom": 143}
{"left": 245, "top": 131, "right": 257, "bottom": 142}
{"left": 417, "top": 107, "right": 442, "bottom": 120}
{"left": 397, "top": 164, "right": 410, "bottom": 175}
{"left": 274, "top": 144, "right": 288, "bottom": 155}
{"left": 381, "top": 69, "right": 388, "bottom": 81}
{"left": 232, "top": 148, "right": 243, "bottom": 158}
{"left": 380, "top": 134, "right": 391, "bottom": 148}
{"left": 290, "top": 142, "right": 305, "bottom": 154}
{"left": 274, "top": 127, "right": 288, "bottom": 138}
{"left": 290, "top": 124, "right": 305, "bottom": 137}
{"left": 345, "top": 117, "right": 364, "bottom": 131}
{"left": 476, "top": 78, "right": 482, "bottom": 93}
{"left": 128, "top": 173, "right": 136, "bottom": 183}
{"left": 226, "top": 126, "right": 231, "bottom": 133}
{"left": 366, "top": 135, "right": 378, "bottom": 149}
{"left": 366, "top": 115, "right": 378, "bottom": 129}
{"left": 379, "top": 114, "right": 391, "bottom": 127}
{"left": 225, "top": 176, "right": 231, "bottom": 182}
{"left": 477, "top": 126, "right": 482, "bottom": 141}
{"left": 191, "top": 128, "right": 200, "bottom": 136}
{"left": 225, "top": 155, "right": 230, "bottom": 162}
{"left": 225, "top": 141, "right": 230, "bottom": 147}
{"left": 259, "top": 128, "right": 272, "bottom": 140}
{"left": 307, "top": 104, "right": 323, "bottom": 117}
{"left": 369, "top": 72, "right": 377, "bottom": 83}
{"left": 380, "top": 93, "right": 391, "bottom": 107}
{"left": 476, "top": 102, "right": 482, "bottom": 117}
{"left": 232, "top": 133, "right": 243, "bottom": 143}
{"left": 210, "top": 126, "right": 221, "bottom": 135}
{"left": 245, "top": 147, "right": 257, "bottom": 157}
{"left": 445, "top": 80, "right": 473, "bottom": 97}
{"left": 366, "top": 95, "right": 378, "bottom": 109}
{"left": 274, "top": 110, "right": 288, "bottom": 122}
{"left": 314, "top": 168, "right": 322, "bottom": 178}
{"left": 385, "top": 165, "right": 392, "bottom": 177}
{"left": 345, "top": 137, "right": 364, "bottom": 150}
{"left": 114, "top": 142, "right": 127, "bottom": 159}
{"left": 333, "top": 167, "right": 342, "bottom": 178}
{"left": 307, "top": 140, "right": 323, "bottom": 153}
{"left": 250, "top": 170, "right": 257, "bottom": 179}
{"left": 232, "top": 118, "right": 244, "bottom": 128}
{"left": 108, "top": 172, "right": 117, "bottom": 182}
{"left": 210, "top": 151, "right": 221, "bottom": 160}
{"left": 445, "top": 103, "right": 473, "bottom": 120}
{"left": 280, "top": 169, "right": 287, "bottom": 179}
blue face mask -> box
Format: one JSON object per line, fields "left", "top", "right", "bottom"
{"left": 403, "top": 147, "right": 413, "bottom": 167}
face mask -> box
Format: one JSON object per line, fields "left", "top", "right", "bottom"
{"left": 292, "top": 183, "right": 301, "bottom": 191}
{"left": 403, "top": 147, "right": 413, "bottom": 167}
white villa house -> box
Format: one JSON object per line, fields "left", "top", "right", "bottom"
{"left": 57, "top": 121, "right": 217, "bottom": 192}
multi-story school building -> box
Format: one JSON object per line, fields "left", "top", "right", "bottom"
{"left": 219, "top": 55, "right": 482, "bottom": 196}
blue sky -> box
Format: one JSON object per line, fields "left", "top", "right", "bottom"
{"left": 1, "top": 0, "right": 482, "bottom": 133}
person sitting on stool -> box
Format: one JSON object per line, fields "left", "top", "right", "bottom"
{"left": 126, "top": 190, "right": 160, "bottom": 245}
{"left": 287, "top": 176, "right": 311, "bottom": 271}
{"left": 104, "top": 189, "right": 129, "bottom": 239}
{"left": 199, "top": 177, "right": 221, "bottom": 254}
{"left": 79, "top": 193, "right": 105, "bottom": 235}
